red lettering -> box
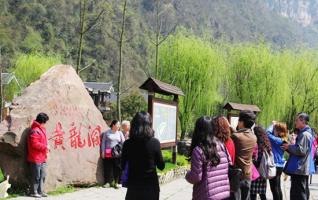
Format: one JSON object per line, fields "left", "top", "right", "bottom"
{"left": 69, "top": 122, "right": 86, "bottom": 149}
{"left": 87, "top": 125, "right": 101, "bottom": 147}
{"left": 49, "top": 122, "right": 66, "bottom": 150}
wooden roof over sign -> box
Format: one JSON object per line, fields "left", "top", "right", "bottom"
{"left": 140, "top": 77, "right": 184, "bottom": 96}
{"left": 84, "top": 82, "right": 114, "bottom": 94}
{"left": 223, "top": 102, "right": 261, "bottom": 112}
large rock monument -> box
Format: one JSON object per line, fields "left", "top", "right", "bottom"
{"left": 0, "top": 65, "right": 108, "bottom": 191}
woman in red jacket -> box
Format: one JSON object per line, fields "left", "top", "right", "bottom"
{"left": 27, "top": 113, "right": 49, "bottom": 198}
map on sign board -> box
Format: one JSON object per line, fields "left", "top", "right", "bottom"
{"left": 153, "top": 102, "right": 177, "bottom": 143}
{"left": 230, "top": 116, "right": 239, "bottom": 130}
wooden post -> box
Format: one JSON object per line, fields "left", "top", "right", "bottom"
{"left": 148, "top": 92, "right": 154, "bottom": 116}
{"left": 227, "top": 109, "right": 231, "bottom": 122}
{"left": 172, "top": 95, "right": 178, "bottom": 164}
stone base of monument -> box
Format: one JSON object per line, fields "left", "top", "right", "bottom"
{"left": 0, "top": 176, "right": 11, "bottom": 198}
{"left": 158, "top": 166, "right": 190, "bottom": 185}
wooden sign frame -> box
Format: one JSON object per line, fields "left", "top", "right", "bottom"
{"left": 148, "top": 97, "right": 178, "bottom": 148}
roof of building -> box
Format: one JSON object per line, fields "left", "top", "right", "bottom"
{"left": 139, "top": 77, "right": 184, "bottom": 96}
{"left": 1, "top": 73, "right": 16, "bottom": 85}
{"left": 223, "top": 102, "right": 261, "bottom": 112}
{"left": 84, "top": 82, "right": 114, "bottom": 94}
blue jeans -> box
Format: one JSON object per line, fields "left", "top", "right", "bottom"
{"left": 30, "top": 162, "right": 47, "bottom": 195}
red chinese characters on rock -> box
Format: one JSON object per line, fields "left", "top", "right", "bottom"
{"left": 49, "top": 122, "right": 101, "bottom": 150}
{"left": 69, "top": 122, "right": 86, "bottom": 149}
{"left": 49, "top": 122, "right": 66, "bottom": 150}
{"left": 87, "top": 125, "right": 102, "bottom": 148}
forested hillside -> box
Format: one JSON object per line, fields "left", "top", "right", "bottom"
{"left": 2, "top": 0, "right": 318, "bottom": 136}
{"left": 1, "top": 0, "right": 318, "bottom": 87}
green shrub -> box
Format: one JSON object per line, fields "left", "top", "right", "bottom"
{"left": 0, "top": 168, "right": 4, "bottom": 182}
{"left": 14, "top": 53, "right": 61, "bottom": 87}
{"left": 162, "top": 150, "right": 172, "bottom": 162}
{"left": 157, "top": 162, "right": 176, "bottom": 174}
{"left": 5, "top": 53, "right": 61, "bottom": 101}
{"left": 176, "top": 155, "right": 188, "bottom": 166}
{"left": 161, "top": 149, "right": 189, "bottom": 166}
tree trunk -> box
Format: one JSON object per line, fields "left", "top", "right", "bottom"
{"left": 76, "top": 0, "right": 86, "bottom": 74}
{"left": 116, "top": 0, "right": 128, "bottom": 121}
{"left": 155, "top": 0, "right": 159, "bottom": 78}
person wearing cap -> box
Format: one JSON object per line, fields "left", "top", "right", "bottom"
{"left": 282, "top": 113, "right": 316, "bottom": 200}
{"left": 231, "top": 110, "right": 257, "bottom": 200}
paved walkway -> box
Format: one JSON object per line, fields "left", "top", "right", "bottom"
{"left": 11, "top": 175, "right": 318, "bottom": 200}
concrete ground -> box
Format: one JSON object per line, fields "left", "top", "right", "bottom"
{"left": 11, "top": 174, "right": 318, "bottom": 200}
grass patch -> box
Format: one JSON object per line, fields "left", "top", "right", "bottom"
{"left": 162, "top": 150, "right": 189, "bottom": 166}
{"left": 1, "top": 185, "right": 77, "bottom": 199}
{"left": 158, "top": 150, "right": 190, "bottom": 174}
{"left": 4, "top": 194, "right": 21, "bottom": 199}
{"left": 3, "top": 187, "right": 25, "bottom": 199}
{"left": 48, "top": 185, "right": 76, "bottom": 196}
{"left": 157, "top": 162, "right": 177, "bottom": 174}
{"left": 0, "top": 169, "right": 4, "bottom": 182}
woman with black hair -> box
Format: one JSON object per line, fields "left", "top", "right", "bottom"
{"left": 101, "top": 120, "right": 125, "bottom": 188}
{"left": 186, "top": 116, "right": 230, "bottom": 200}
{"left": 121, "top": 112, "right": 165, "bottom": 200}
{"left": 250, "top": 126, "right": 272, "bottom": 200}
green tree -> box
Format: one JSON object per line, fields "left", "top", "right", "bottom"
{"left": 160, "top": 32, "right": 226, "bottom": 140}
{"left": 279, "top": 50, "right": 318, "bottom": 128}
{"left": 225, "top": 43, "right": 290, "bottom": 126}
{"left": 5, "top": 53, "right": 61, "bottom": 100}
{"left": 76, "top": 0, "right": 106, "bottom": 74}
{"left": 105, "top": 0, "right": 130, "bottom": 122}
{"left": 121, "top": 92, "right": 147, "bottom": 121}
{"left": 21, "top": 26, "right": 43, "bottom": 52}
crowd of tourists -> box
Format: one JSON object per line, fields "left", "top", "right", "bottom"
{"left": 185, "top": 111, "right": 316, "bottom": 200}
{"left": 26, "top": 110, "right": 317, "bottom": 200}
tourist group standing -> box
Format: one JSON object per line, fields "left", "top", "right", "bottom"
{"left": 186, "top": 111, "right": 316, "bottom": 200}
{"left": 100, "top": 112, "right": 165, "bottom": 200}
{"left": 26, "top": 110, "right": 317, "bottom": 200}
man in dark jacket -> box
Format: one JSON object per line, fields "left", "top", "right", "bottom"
{"left": 282, "top": 113, "right": 315, "bottom": 200}
{"left": 27, "top": 113, "right": 50, "bottom": 198}
{"left": 231, "top": 110, "right": 257, "bottom": 200}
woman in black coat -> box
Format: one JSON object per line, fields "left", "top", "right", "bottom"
{"left": 121, "top": 111, "right": 165, "bottom": 200}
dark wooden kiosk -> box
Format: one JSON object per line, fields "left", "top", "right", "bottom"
{"left": 140, "top": 77, "right": 184, "bottom": 164}
{"left": 223, "top": 102, "right": 261, "bottom": 127}
{"left": 84, "top": 82, "right": 114, "bottom": 112}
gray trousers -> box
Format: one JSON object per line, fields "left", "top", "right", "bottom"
{"left": 30, "top": 162, "right": 47, "bottom": 195}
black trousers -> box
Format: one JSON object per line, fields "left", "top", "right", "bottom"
{"left": 230, "top": 179, "right": 251, "bottom": 200}
{"left": 290, "top": 174, "right": 309, "bottom": 200}
{"left": 250, "top": 194, "right": 266, "bottom": 200}
{"left": 103, "top": 158, "right": 121, "bottom": 184}
{"left": 126, "top": 185, "right": 159, "bottom": 200}
{"left": 269, "top": 167, "right": 283, "bottom": 200}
